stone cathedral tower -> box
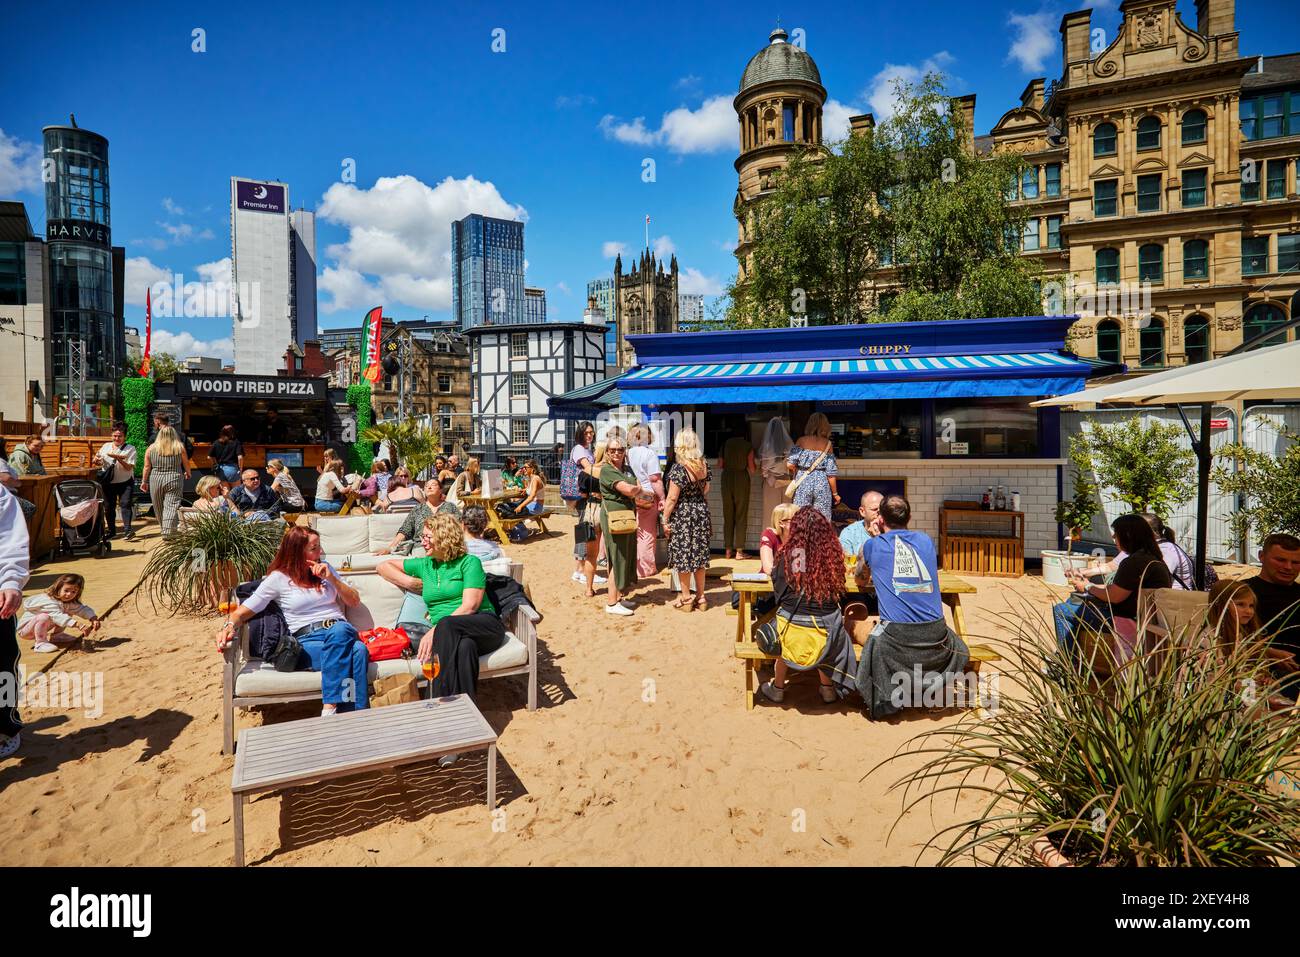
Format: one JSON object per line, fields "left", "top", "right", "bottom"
{"left": 613, "top": 249, "right": 678, "bottom": 370}
{"left": 733, "top": 27, "right": 827, "bottom": 280}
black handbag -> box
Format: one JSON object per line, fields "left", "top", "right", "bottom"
{"left": 97, "top": 461, "right": 116, "bottom": 485}
{"left": 268, "top": 632, "right": 306, "bottom": 672}
{"left": 574, "top": 520, "right": 597, "bottom": 545}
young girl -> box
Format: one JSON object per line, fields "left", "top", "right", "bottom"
{"left": 19, "top": 574, "right": 99, "bottom": 653}
{"left": 1208, "top": 579, "right": 1295, "bottom": 710}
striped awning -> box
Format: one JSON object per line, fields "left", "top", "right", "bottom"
{"left": 620, "top": 351, "right": 1098, "bottom": 405}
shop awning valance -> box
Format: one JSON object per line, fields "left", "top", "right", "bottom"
{"left": 620, "top": 351, "right": 1098, "bottom": 406}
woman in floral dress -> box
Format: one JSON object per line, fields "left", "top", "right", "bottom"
{"left": 663, "top": 429, "right": 713, "bottom": 611}
{"left": 786, "top": 412, "right": 840, "bottom": 521}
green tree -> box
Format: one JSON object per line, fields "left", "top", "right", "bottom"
{"left": 1083, "top": 417, "right": 1196, "bottom": 517}
{"left": 727, "top": 72, "right": 1041, "bottom": 328}
{"left": 362, "top": 419, "right": 442, "bottom": 478}
{"left": 1213, "top": 426, "right": 1300, "bottom": 552}
{"left": 149, "top": 352, "right": 180, "bottom": 384}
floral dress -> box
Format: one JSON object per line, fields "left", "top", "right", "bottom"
{"left": 667, "top": 462, "right": 713, "bottom": 572}
{"left": 786, "top": 445, "right": 838, "bottom": 520}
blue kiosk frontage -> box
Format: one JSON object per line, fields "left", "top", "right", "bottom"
{"left": 550, "top": 315, "right": 1116, "bottom": 566}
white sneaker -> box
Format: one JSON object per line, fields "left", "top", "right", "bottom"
{"left": 438, "top": 753, "right": 460, "bottom": 767}
{"left": 32, "top": 641, "right": 58, "bottom": 654}
{"left": 593, "top": 574, "right": 608, "bottom": 585}
{"left": 605, "top": 602, "right": 634, "bottom": 616}
{"left": 571, "top": 571, "right": 585, "bottom": 582}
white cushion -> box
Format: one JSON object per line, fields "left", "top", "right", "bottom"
{"left": 367, "top": 512, "right": 408, "bottom": 552}
{"left": 234, "top": 633, "right": 527, "bottom": 696}
{"left": 481, "top": 557, "right": 515, "bottom": 579}
{"left": 341, "top": 572, "right": 408, "bottom": 631}
{"left": 315, "top": 515, "right": 370, "bottom": 555}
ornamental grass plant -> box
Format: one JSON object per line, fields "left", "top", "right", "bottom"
{"left": 135, "top": 510, "right": 283, "bottom": 616}
{"left": 875, "top": 600, "right": 1300, "bottom": 866}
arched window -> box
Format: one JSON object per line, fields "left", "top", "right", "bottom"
{"left": 1097, "top": 319, "right": 1122, "bottom": 365}
{"left": 1139, "top": 243, "right": 1164, "bottom": 284}
{"left": 1093, "top": 122, "right": 1118, "bottom": 157}
{"left": 1183, "top": 239, "right": 1209, "bottom": 281}
{"left": 1137, "top": 115, "right": 1162, "bottom": 150}
{"left": 1181, "top": 108, "right": 1207, "bottom": 144}
{"left": 1096, "top": 247, "right": 1120, "bottom": 285}
{"left": 1243, "top": 302, "right": 1288, "bottom": 348}
{"left": 1140, "top": 316, "right": 1166, "bottom": 367}
{"left": 1184, "top": 314, "right": 1211, "bottom": 364}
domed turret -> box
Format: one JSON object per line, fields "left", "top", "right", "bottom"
{"left": 739, "top": 27, "right": 823, "bottom": 94}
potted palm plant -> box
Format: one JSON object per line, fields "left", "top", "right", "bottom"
{"left": 1043, "top": 435, "right": 1099, "bottom": 585}
{"left": 875, "top": 609, "right": 1300, "bottom": 866}
{"left": 136, "top": 509, "right": 283, "bottom": 616}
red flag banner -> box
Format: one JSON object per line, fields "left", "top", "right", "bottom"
{"left": 138, "top": 287, "right": 153, "bottom": 377}
{"left": 361, "top": 306, "right": 384, "bottom": 383}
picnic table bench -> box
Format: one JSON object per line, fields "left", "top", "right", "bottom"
{"left": 229, "top": 694, "right": 498, "bottom": 866}
{"left": 726, "top": 569, "right": 998, "bottom": 711}
{"left": 459, "top": 491, "right": 547, "bottom": 544}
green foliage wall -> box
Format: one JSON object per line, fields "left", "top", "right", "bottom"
{"left": 346, "top": 383, "right": 374, "bottom": 473}
{"left": 120, "top": 376, "right": 155, "bottom": 475}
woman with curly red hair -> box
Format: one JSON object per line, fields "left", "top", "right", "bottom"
{"left": 756, "top": 506, "right": 858, "bottom": 705}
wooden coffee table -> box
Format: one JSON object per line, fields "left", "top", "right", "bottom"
{"left": 230, "top": 694, "right": 498, "bottom": 866}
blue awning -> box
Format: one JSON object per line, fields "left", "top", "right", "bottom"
{"left": 620, "top": 351, "right": 1096, "bottom": 405}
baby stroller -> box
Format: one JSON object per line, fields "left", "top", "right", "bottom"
{"left": 52, "top": 478, "right": 110, "bottom": 557}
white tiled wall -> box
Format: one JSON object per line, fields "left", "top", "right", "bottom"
{"left": 706, "top": 459, "right": 1064, "bottom": 559}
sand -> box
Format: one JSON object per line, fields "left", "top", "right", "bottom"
{"left": 2, "top": 514, "right": 1080, "bottom": 866}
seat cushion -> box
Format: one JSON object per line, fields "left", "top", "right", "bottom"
{"left": 315, "top": 515, "right": 370, "bottom": 555}
{"left": 367, "top": 512, "right": 408, "bottom": 552}
{"left": 341, "top": 573, "right": 408, "bottom": 631}
{"left": 234, "top": 633, "right": 525, "bottom": 696}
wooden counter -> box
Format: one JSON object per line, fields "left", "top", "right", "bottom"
{"left": 189, "top": 443, "right": 326, "bottom": 470}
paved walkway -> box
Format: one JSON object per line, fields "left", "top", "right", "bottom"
{"left": 22, "top": 520, "right": 160, "bottom": 622}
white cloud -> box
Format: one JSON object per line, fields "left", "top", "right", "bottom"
{"left": 317, "top": 173, "right": 526, "bottom": 314}
{"left": 600, "top": 94, "right": 736, "bottom": 155}
{"left": 151, "top": 329, "right": 234, "bottom": 362}
{"left": 679, "top": 267, "right": 723, "bottom": 296}
{"left": 555, "top": 281, "right": 571, "bottom": 295}
{"left": 675, "top": 74, "right": 702, "bottom": 90}
{"left": 555, "top": 94, "right": 595, "bottom": 109}
{"left": 1006, "top": 12, "right": 1056, "bottom": 73}
{"left": 598, "top": 114, "right": 657, "bottom": 147}
{"left": 822, "top": 99, "right": 863, "bottom": 143}
{"left": 162, "top": 197, "right": 185, "bottom": 216}
{"left": 196, "top": 257, "right": 231, "bottom": 286}
{"left": 602, "top": 241, "right": 627, "bottom": 259}
{"left": 652, "top": 234, "right": 676, "bottom": 258}
{"left": 865, "top": 52, "right": 955, "bottom": 120}
{"left": 718, "top": 238, "right": 738, "bottom": 254}
{"left": 157, "top": 221, "right": 215, "bottom": 244}
{"left": 124, "top": 257, "right": 172, "bottom": 307}
{"left": 0, "top": 129, "right": 42, "bottom": 195}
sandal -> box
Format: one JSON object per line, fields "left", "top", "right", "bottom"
{"left": 693, "top": 595, "right": 708, "bottom": 611}
{"left": 673, "top": 596, "right": 694, "bottom": 610}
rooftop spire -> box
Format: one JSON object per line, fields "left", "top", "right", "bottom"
{"left": 769, "top": 24, "right": 788, "bottom": 44}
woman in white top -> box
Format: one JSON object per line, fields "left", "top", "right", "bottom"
{"left": 267, "top": 458, "right": 305, "bottom": 510}
{"left": 314, "top": 460, "right": 349, "bottom": 513}
{"left": 448, "top": 457, "right": 482, "bottom": 507}
{"left": 0, "top": 485, "right": 30, "bottom": 757}
{"left": 215, "top": 526, "right": 369, "bottom": 713}
{"left": 95, "top": 420, "right": 139, "bottom": 539}
{"left": 626, "top": 423, "right": 664, "bottom": 579}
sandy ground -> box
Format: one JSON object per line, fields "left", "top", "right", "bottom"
{"left": 3, "top": 514, "right": 1091, "bottom": 866}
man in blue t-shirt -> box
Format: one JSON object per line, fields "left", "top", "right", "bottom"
{"left": 839, "top": 490, "right": 883, "bottom": 557}
{"left": 856, "top": 494, "right": 944, "bottom": 625}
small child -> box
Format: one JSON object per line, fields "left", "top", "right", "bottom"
{"left": 18, "top": 573, "right": 100, "bottom": 653}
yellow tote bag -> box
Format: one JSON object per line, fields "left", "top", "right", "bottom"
{"left": 778, "top": 614, "right": 827, "bottom": 667}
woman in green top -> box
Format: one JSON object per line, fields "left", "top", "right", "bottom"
{"left": 599, "top": 437, "right": 643, "bottom": 616}
{"left": 378, "top": 512, "right": 506, "bottom": 702}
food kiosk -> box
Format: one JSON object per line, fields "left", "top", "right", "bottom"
{"left": 152, "top": 372, "right": 356, "bottom": 498}
{"left": 601, "top": 315, "right": 1118, "bottom": 566}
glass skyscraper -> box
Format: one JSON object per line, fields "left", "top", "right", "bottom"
{"left": 451, "top": 214, "right": 525, "bottom": 330}
{"left": 44, "top": 124, "right": 124, "bottom": 426}
{"left": 524, "top": 286, "right": 547, "bottom": 324}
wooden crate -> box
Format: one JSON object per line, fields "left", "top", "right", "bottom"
{"left": 941, "top": 535, "right": 1024, "bottom": 577}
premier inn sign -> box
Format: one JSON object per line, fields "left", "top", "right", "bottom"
{"left": 175, "top": 373, "right": 326, "bottom": 401}
{"left": 46, "top": 219, "right": 111, "bottom": 249}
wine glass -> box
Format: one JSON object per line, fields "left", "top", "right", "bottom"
{"left": 422, "top": 653, "right": 441, "bottom": 700}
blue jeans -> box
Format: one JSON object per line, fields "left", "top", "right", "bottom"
{"left": 1052, "top": 597, "right": 1112, "bottom": 658}
{"left": 215, "top": 464, "right": 240, "bottom": 483}
{"left": 314, "top": 498, "right": 343, "bottom": 513}
{"left": 523, "top": 500, "right": 544, "bottom": 515}
{"left": 299, "top": 621, "right": 369, "bottom": 711}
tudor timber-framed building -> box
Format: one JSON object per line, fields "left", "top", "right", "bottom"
{"left": 732, "top": 0, "right": 1300, "bottom": 371}
{"left": 466, "top": 320, "right": 606, "bottom": 462}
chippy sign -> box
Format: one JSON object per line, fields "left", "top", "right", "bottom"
{"left": 858, "top": 344, "right": 912, "bottom": 355}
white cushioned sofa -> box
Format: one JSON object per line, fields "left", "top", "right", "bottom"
{"left": 309, "top": 513, "right": 421, "bottom": 571}
{"left": 221, "top": 563, "right": 536, "bottom": 753}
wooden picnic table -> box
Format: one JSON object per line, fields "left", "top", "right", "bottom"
{"left": 725, "top": 568, "right": 983, "bottom": 711}
{"left": 459, "top": 490, "right": 546, "bottom": 544}
{"left": 229, "top": 694, "right": 498, "bottom": 866}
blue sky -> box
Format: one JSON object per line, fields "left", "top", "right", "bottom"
{"left": 0, "top": 0, "right": 1292, "bottom": 361}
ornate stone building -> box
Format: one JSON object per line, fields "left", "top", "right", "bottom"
{"left": 732, "top": 1, "right": 1300, "bottom": 369}
{"left": 612, "top": 249, "right": 678, "bottom": 370}
{"left": 733, "top": 27, "right": 827, "bottom": 281}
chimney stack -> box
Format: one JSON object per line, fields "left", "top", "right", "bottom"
{"left": 1194, "top": 0, "right": 1235, "bottom": 37}
{"left": 1060, "top": 9, "right": 1093, "bottom": 75}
